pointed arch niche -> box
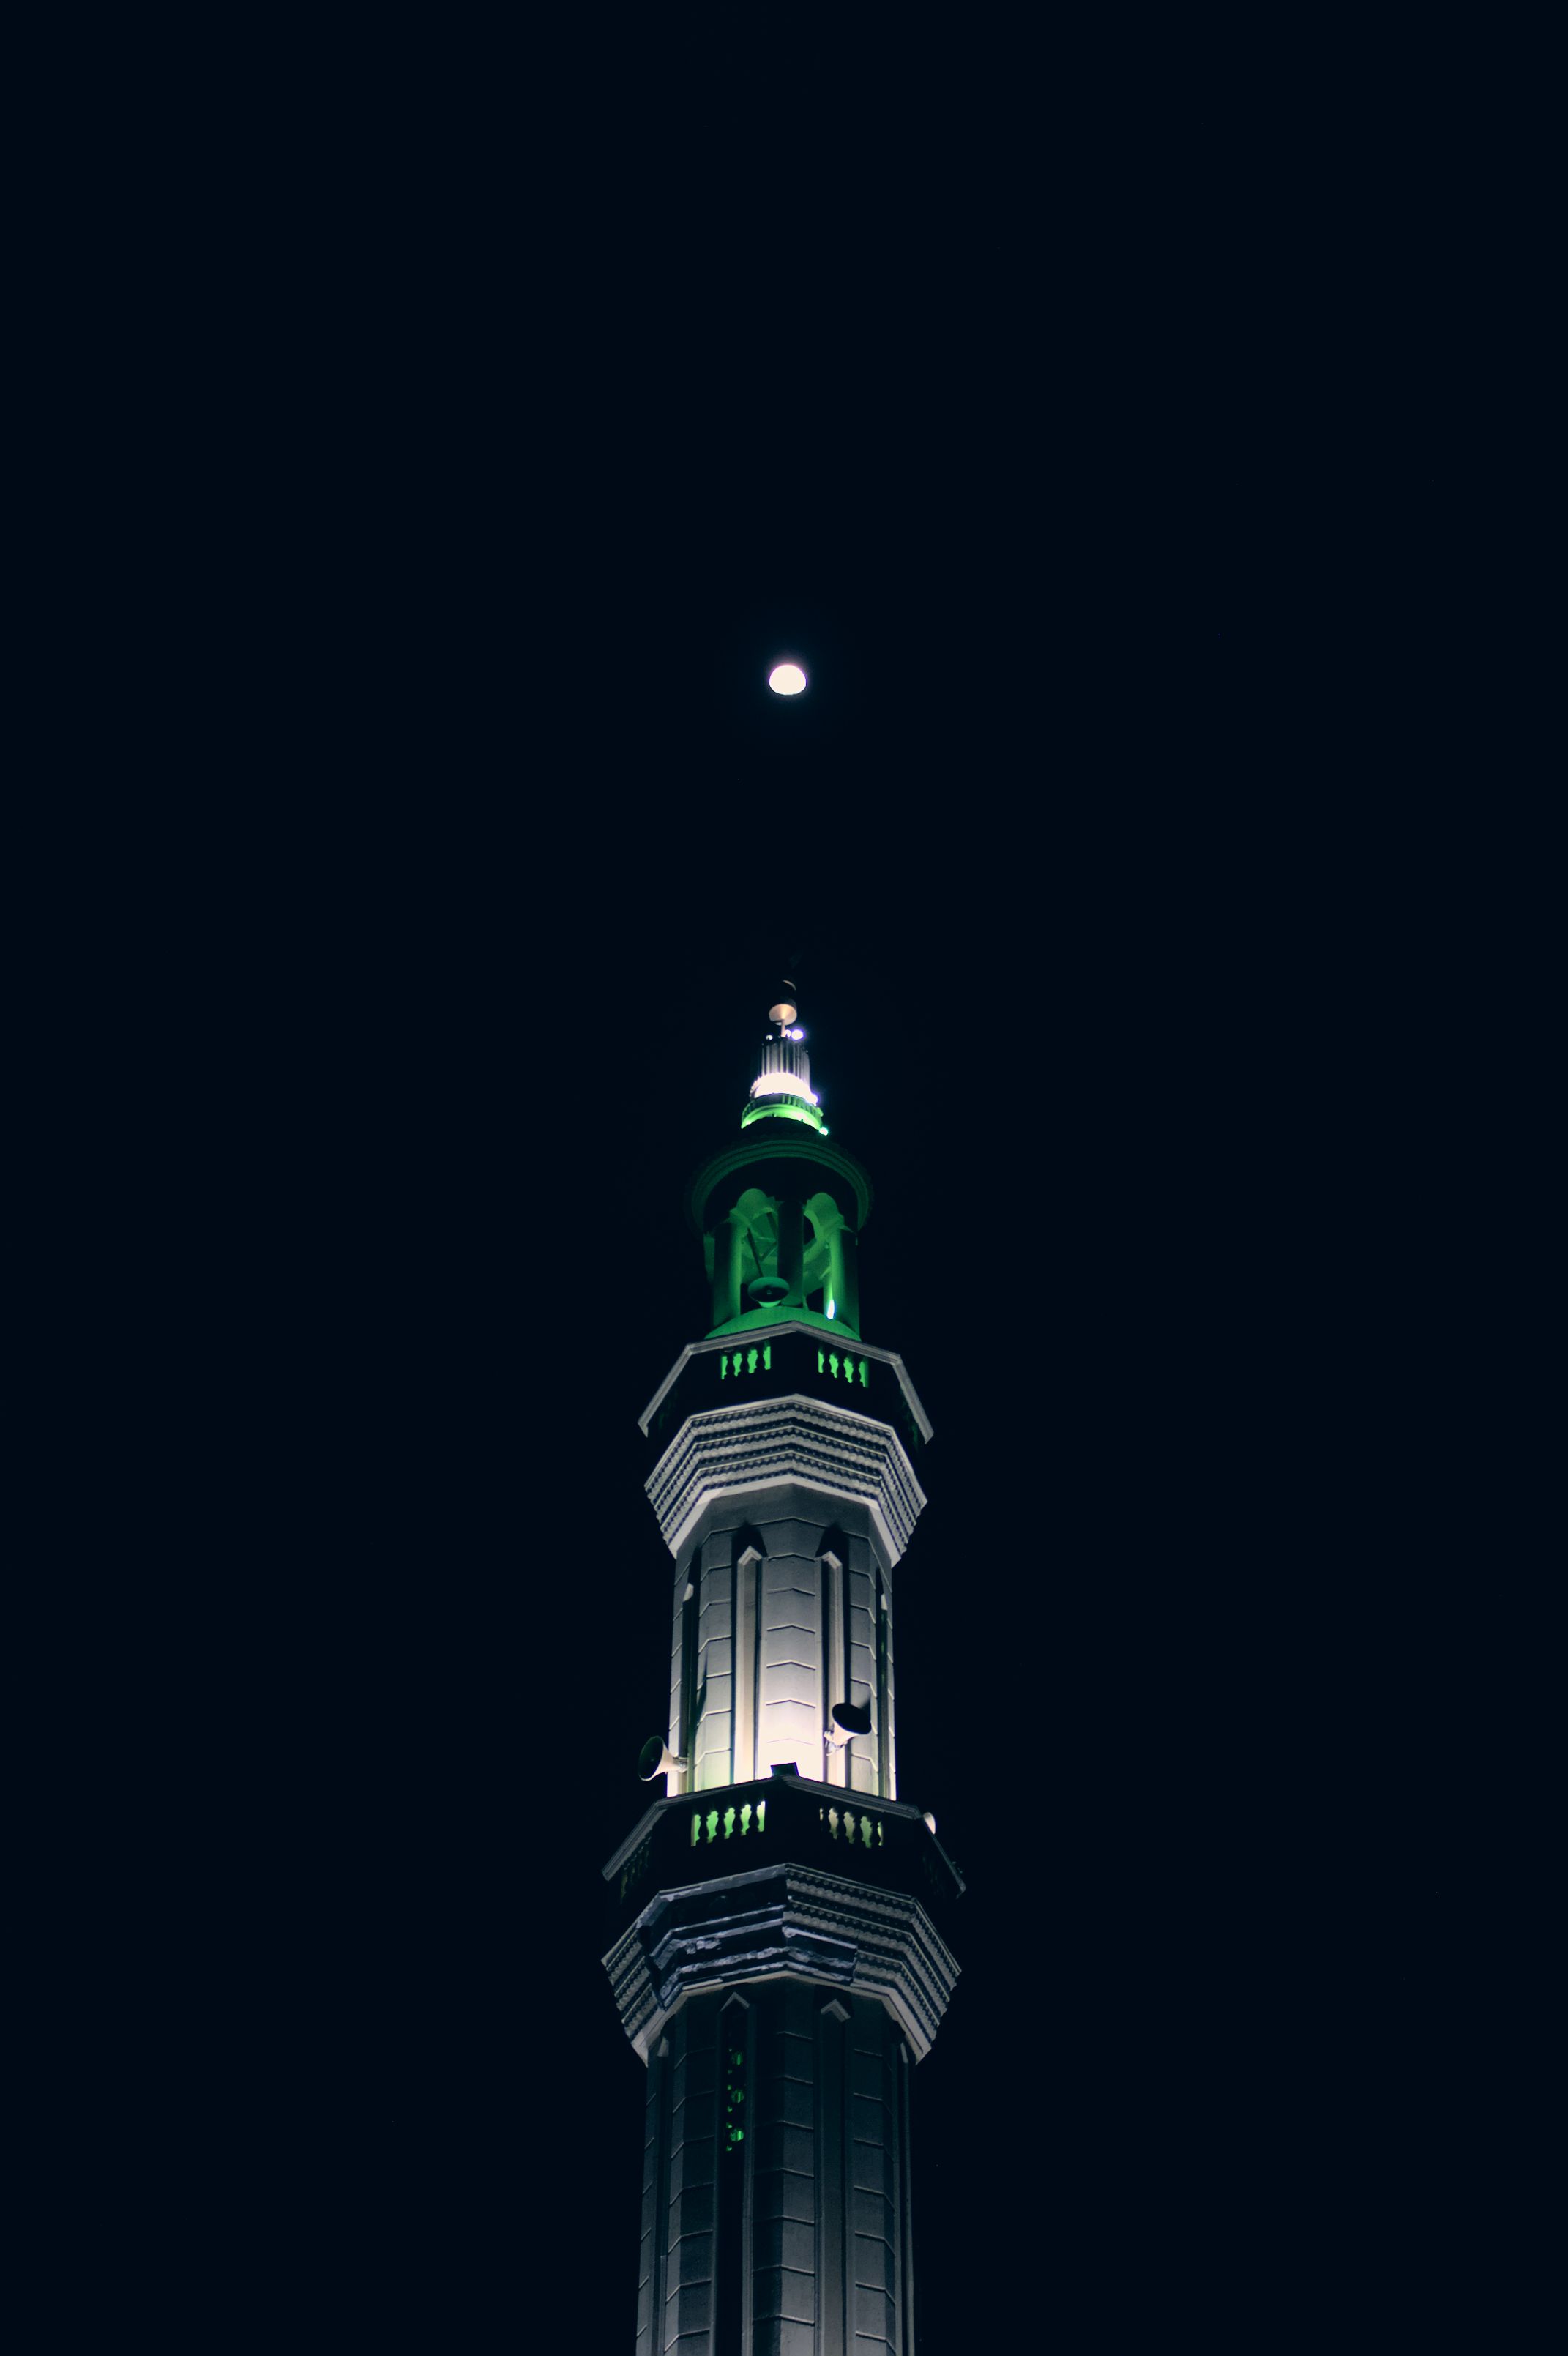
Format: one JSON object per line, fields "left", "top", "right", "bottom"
{"left": 818, "top": 1528, "right": 849, "bottom": 1790}
{"left": 732, "top": 1527, "right": 765, "bottom": 1784}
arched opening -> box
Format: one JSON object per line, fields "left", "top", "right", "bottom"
{"left": 707, "top": 1184, "right": 859, "bottom": 1333}
{"left": 804, "top": 1189, "right": 859, "bottom": 1332}
{"left": 875, "top": 1568, "right": 892, "bottom": 1799}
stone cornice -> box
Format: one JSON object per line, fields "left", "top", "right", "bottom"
{"left": 602, "top": 1862, "right": 960, "bottom": 2064}
{"left": 645, "top": 1394, "right": 929, "bottom": 1563}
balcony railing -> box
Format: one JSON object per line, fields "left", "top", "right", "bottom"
{"left": 604, "top": 1770, "right": 964, "bottom": 1927}
{"left": 645, "top": 1328, "right": 927, "bottom": 1461}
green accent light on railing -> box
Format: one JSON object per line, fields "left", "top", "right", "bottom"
{"left": 691, "top": 1797, "right": 766, "bottom": 1845}
{"left": 819, "top": 1804, "right": 885, "bottom": 1849}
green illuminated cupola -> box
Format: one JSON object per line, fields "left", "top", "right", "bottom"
{"left": 690, "top": 988, "right": 873, "bottom": 1340}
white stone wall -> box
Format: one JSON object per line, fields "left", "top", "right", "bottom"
{"left": 662, "top": 1488, "right": 899, "bottom": 1799}
{"left": 759, "top": 1540, "right": 823, "bottom": 1781}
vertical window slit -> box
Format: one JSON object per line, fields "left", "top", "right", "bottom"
{"left": 717, "top": 1998, "right": 750, "bottom": 2355}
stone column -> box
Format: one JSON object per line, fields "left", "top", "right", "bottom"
{"left": 777, "top": 1196, "right": 805, "bottom": 1308}
{"left": 828, "top": 1220, "right": 861, "bottom": 1332}
{"left": 712, "top": 1208, "right": 744, "bottom": 1328}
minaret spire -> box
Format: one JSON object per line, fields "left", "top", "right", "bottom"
{"left": 744, "top": 981, "right": 827, "bottom": 1136}
{"left": 602, "top": 999, "right": 960, "bottom": 2354}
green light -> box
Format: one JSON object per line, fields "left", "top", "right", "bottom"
{"left": 741, "top": 1098, "right": 824, "bottom": 1134}
{"left": 708, "top": 1303, "right": 857, "bottom": 1341}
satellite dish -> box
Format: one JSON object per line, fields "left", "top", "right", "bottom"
{"left": 768, "top": 999, "right": 798, "bottom": 1028}
{"left": 638, "top": 1736, "right": 689, "bottom": 1782}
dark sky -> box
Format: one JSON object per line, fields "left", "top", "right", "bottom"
{"left": 253, "top": 545, "right": 1365, "bottom": 2335}
{"left": 211, "top": 297, "right": 1389, "bottom": 2343}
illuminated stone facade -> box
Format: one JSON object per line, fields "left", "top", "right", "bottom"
{"left": 604, "top": 1002, "right": 961, "bottom": 2354}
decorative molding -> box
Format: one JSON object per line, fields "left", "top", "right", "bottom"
{"left": 687, "top": 1136, "right": 875, "bottom": 1237}
{"left": 646, "top": 1395, "right": 929, "bottom": 1564}
{"left": 602, "top": 1861, "right": 960, "bottom": 2065}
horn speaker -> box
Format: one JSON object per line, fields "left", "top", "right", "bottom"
{"left": 825, "top": 1700, "right": 872, "bottom": 1748}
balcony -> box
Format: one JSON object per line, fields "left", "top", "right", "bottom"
{"left": 602, "top": 1768, "right": 965, "bottom": 1934}
{"left": 641, "top": 1326, "right": 930, "bottom": 1462}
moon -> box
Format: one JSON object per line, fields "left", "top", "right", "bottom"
{"left": 768, "top": 663, "right": 807, "bottom": 696}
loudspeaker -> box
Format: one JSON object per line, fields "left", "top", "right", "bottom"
{"left": 825, "top": 1701, "right": 872, "bottom": 1748}
{"left": 638, "top": 1735, "right": 689, "bottom": 1781}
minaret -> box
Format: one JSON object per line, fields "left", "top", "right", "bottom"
{"left": 603, "top": 990, "right": 963, "bottom": 2355}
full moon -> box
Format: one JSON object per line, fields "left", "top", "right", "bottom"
{"left": 768, "top": 663, "right": 807, "bottom": 696}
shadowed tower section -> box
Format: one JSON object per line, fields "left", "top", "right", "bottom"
{"left": 604, "top": 992, "right": 963, "bottom": 2354}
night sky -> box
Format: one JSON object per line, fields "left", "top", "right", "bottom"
{"left": 232, "top": 406, "right": 1374, "bottom": 2347}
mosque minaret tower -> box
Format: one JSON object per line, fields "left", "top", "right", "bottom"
{"left": 602, "top": 990, "right": 963, "bottom": 2355}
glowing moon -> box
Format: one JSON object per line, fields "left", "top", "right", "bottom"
{"left": 768, "top": 663, "right": 807, "bottom": 696}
